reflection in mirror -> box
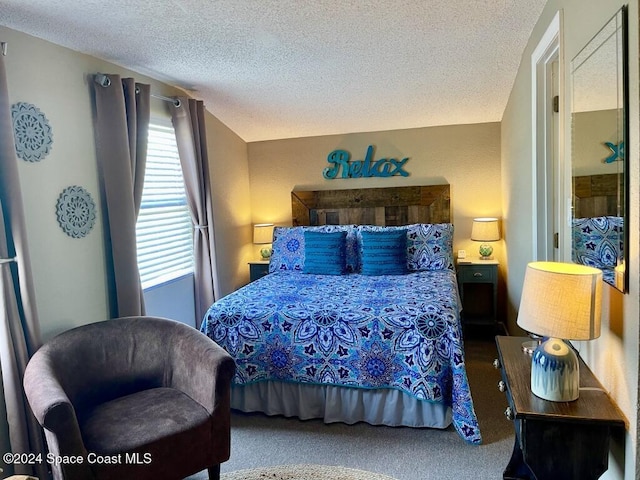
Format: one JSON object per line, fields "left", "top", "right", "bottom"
{"left": 571, "top": 6, "right": 628, "bottom": 292}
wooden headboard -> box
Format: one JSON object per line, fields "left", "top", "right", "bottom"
{"left": 573, "top": 173, "right": 622, "bottom": 218}
{"left": 291, "top": 185, "right": 450, "bottom": 226}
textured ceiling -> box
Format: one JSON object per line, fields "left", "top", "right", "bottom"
{"left": 0, "top": 0, "right": 546, "bottom": 142}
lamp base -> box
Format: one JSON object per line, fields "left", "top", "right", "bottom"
{"left": 521, "top": 340, "right": 539, "bottom": 355}
{"left": 531, "top": 337, "right": 579, "bottom": 402}
{"left": 478, "top": 243, "right": 494, "bottom": 260}
{"left": 260, "top": 247, "right": 272, "bottom": 259}
{"left": 521, "top": 333, "right": 542, "bottom": 354}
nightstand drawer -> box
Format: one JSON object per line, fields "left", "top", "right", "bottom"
{"left": 457, "top": 265, "right": 496, "bottom": 283}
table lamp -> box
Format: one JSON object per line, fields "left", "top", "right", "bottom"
{"left": 253, "top": 223, "right": 274, "bottom": 259}
{"left": 471, "top": 218, "right": 500, "bottom": 260}
{"left": 516, "top": 261, "right": 602, "bottom": 402}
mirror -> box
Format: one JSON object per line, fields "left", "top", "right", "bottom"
{"left": 571, "top": 6, "right": 628, "bottom": 292}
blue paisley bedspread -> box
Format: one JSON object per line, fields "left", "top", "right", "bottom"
{"left": 200, "top": 270, "right": 481, "bottom": 444}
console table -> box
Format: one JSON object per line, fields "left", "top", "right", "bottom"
{"left": 494, "top": 336, "right": 626, "bottom": 480}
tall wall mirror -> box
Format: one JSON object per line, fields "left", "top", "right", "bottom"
{"left": 571, "top": 6, "right": 629, "bottom": 292}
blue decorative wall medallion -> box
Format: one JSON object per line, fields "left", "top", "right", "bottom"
{"left": 56, "top": 186, "right": 97, "bottom": 238}
{"left": 323, "top": 145, "right": 410, "bottom": 180}
{"left": 11, "top": 102, "right": 53, "bottom": 162}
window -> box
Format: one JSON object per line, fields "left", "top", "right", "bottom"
{"left": 136, "top": 120, "right": 193, "bottom": 289}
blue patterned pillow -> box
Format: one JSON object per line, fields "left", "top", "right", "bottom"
{"left": 270, "top": 226, "right": 305, "bottom": 272}
{"left": 303, "top": 231, "right": 347, "bottom": 275}
{"left": 406, "top": 223, "right": 455, "bottom": 271}
{"left": 360, "top": 230, "right": 407, "bottom": 275}
{"left": 269, "top": 225, "right": 359, "bottom": 273}
{"left": 572, "top": 216, "right": 622, "bottom": 269}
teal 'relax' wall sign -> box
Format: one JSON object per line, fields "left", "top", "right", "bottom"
{"left": 323, "top": 145, "right": 410, "bottom": 179}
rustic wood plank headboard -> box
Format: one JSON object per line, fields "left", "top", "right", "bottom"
{"left": 573, "top": 173, "right": 623, "bottom": 218}
{"left": 291, "top": 185, "right": 450, "bottom": 226}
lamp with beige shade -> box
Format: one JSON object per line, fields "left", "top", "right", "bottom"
{"left": 516, "top": 261, "right": 602, "bottom": 402}
{"left": 471, "top": 217, "right": 500, "bottom": 260}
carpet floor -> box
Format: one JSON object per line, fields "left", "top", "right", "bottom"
{"left": 187, "top": 333, "right": 514, "bottom": 480}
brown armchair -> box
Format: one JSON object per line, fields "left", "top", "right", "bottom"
{"left": 23, "top": 316, "right": 236, "bottom": 480}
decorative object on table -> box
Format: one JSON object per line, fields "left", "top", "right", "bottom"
{"left": 55, "top": 185, "right": 97, "bottom": 238}
{"left": 471, "top": 217, "right": 500, "bottom": 260}
{"left": 516, "top": 261, "right": 602, "bottom": 402}
{"left": 253, "top": 223, "right": 274, "bottom": 259}
{"left": 11, "top": 101, "right": 53, "bottom": 162}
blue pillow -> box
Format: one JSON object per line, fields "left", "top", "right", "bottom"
{"left": 406, "top": 223, "right": 455, "bottom": 271}
{"left": 269, "top": 225, "right": 359, "bottom": 273}
{"left": 270, "top": 226, "right": 305, "bottom": 272}
{"left": 360, "top": 230, "right": 407, "bottom": 275}
{"left": 303, "top": 231, "right": 347, "bottom": 275}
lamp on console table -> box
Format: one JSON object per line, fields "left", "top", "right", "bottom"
{"left": 516, "top": 261, "right": 602, "bottom": 402}
{"left": 253, "top": 223, "right": 274, "bottom": 260}
{"left": 471, "top": 217, "right": 500, "bottom": 260}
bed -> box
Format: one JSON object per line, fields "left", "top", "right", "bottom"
{"left": 200, "top": 185, "right": 481, "bottom": 444}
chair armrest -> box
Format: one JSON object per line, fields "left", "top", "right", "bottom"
{"left": 167, "top": 325, "right": 236, "bottom": 413}
{"left": 23, "top": 351, "right": 88, "bottom": 458}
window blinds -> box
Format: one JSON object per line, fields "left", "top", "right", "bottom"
{"left": 136, "top": 121, "right": 194, "bottom": 289}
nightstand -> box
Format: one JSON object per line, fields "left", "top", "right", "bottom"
{"left": 248, "top": 260, "right": 270, "bottom": 282}
{"left": 456, "top": 258, "right": 498, "bottom": 329}
{"left": 494, "top": 336, "right": 626, "bottom": 480}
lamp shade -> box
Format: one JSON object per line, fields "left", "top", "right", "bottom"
{"left": 253, "top": 224, "right": 274, "bottom": 244}
{"left": 517, "top": 261, "right": 602, "bottom": 341}
{"left": 470, "top": 218, "right": 500, "bottom": 242}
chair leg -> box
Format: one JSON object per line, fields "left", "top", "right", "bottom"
{"left": 208, "top": 464, "right": 221, "bottom": 480}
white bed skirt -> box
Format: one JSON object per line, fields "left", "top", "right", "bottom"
{"left": 231, "top": 381, "right": 452, "bottom": 429}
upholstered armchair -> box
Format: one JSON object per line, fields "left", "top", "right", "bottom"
{"left": 23, "top": 316, "right": 236, "bottom": 480}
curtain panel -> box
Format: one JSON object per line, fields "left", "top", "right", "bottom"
{"left": 0, "top": 48, "right": 48, "bottom": 479}
{"left": 171, "top": 99, "right": 219, "bottom": 328}
{"left": 92, "top": 75, "right": 149, "bottom": 318}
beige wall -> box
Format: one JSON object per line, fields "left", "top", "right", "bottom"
{"left": 1, "top": 26, "right": 250, "bottom": 333}
{"left": 247, "top": 123, "right": 503, "bottom": 264}
{"left": 205, "top": 113, "right": 252, "bottom": 296}
{"left": 501, "top": 1, "right": 639, "bottom": 478}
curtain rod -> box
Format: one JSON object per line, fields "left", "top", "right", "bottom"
{"left": 150, "top": 92, "right": 181, "bottom": 108}
{"left": 93, "top": 73, "right": 181, "bottom": 107}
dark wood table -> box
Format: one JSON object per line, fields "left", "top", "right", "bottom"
{"left": 494, "top": 336, "right": 626, "bottom": 480}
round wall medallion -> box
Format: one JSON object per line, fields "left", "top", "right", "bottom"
{"left": 56, "top": 186, "right": 97, "bottom": 238}
{"left": 11, "top": 102, "right": 53, "bottom": 162}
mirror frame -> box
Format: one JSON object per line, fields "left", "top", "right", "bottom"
{"left": 570, "top": 6, "right": 629, "bottom": 293}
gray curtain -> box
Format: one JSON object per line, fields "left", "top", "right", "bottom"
{"left": 171, "top": 98, "right": 219, "bottom": 328}
{"left": 0, "top": 47, "right": 48, "bottom": 479}
{"left": 92, "top": 75, "right": 150, "bottom": 318}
